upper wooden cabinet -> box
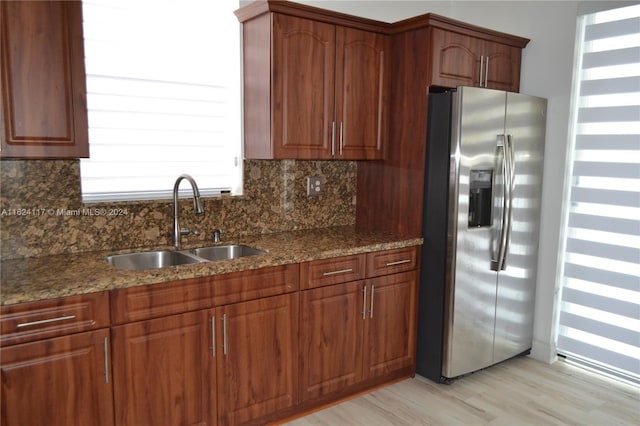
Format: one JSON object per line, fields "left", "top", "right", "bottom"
{"left": 0, "top": 1, "right": 89, "bottom": 158}
{"left": 237, "top": 2, "right": 389, "bottom": 160}
{"left": 430, "top": 27, "right": 524, "bottom": 92}
{"left": 335, "top": 25, "right": 389, "bottom": 160}
{"left": 357, "top": 14, "right": 528, "bottom": 237}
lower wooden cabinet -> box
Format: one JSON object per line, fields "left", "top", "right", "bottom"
{"left": 111, "top": 293, "right": 299, "bottom": 426}
{"left": 216, "top": 293, "right": 299, "bottom": 425}
{"left": 364, "top": 271, "right": 418, "bottom": 378}
{"left": 0, "top": 329, "right": 114, "bottom": 426}
{"left": 0, "top": 247, "right": 419, "bottom": 425}
{"left": 299, "top": 281, "right": 365, "bottom": 401}
{"left": 111, "top": 310, "right": 217, "bottom": 426}
{"left": 299, "top": 267, "right": 418, "bottom": 402}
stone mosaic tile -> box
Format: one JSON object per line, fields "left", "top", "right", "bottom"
{"left": 0, "top": 159, "right": 357, "bottom": 259}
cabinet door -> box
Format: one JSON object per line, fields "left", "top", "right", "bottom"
{"left": 483, "top": 40, "right": 522, "bottom": 91}
{"left": 363, "top": 271, "right": 417, "bottom": 379}
{"left": 0, "top": 330, "right": 113, "bottom": 426}
{"left": 111, "top": 310, "right": 216, "bottom": 426}
{"left": 429, "top": 28, "right": 482, "bottom": 89}
{"left": 335, "top": 27, "right": 388, "bottom": 160}
{"left": 272, "top": 14, "right": 335, "bottom": 159}
{"left": 0, "top": 1, "right": 88, "bottom": 158}
{"left": 216, "top": 293, "right": 298, "bottom": 426}
{"left": 299, "top": 281, "right": 365, "bottom": 401}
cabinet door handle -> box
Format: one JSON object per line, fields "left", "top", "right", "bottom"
{"left": 16, "top": 314, "right": 76, "bottom": 328}
{"left": 484, "top": 56, "right": 490, "bottom": 87}
{"left": 322, "top": 268, "right": 353, "bottom": 277}
{"left": 479, "top": 55, "right": 484, "bottom": 87}
{"left": 385, "top": 259, "right": 411, "bottom": 267}
{"left": 370, "top": 285, "right": 375, "bottom": 319}
{"left": 211, "top": 316, "right": 216, "bottom": 357}
{"left": 222, "top": 314, "right": 228, "bottom": 355}
{"left": 103, "top": 337, "right": 110, "bottom": 384}
{"left": 361, "top": 285, "right": 367, "bottom": 320}
{"left": 339, "top": 122, "right": 344, "bottom": 156}
{"left": 331, "top": 121, "right": 336, "bottom": 157}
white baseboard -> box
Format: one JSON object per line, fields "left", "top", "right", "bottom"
{"left": 530, "top": 339, "right": 558, "bottom": 364}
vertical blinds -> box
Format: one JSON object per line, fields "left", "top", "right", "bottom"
{"left": 80, "top": 0, "right": 241, "bottom": 201}
{"left": 557, "top": 4, "right": 640, "bottom": 382}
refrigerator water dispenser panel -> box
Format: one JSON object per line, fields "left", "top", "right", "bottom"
{"left": 468, "top": 169, "right": 493, "bottom": 228}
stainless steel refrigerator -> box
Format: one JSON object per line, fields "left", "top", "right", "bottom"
{"left": 416, "top": 86, "right": 547, "bottom": 383}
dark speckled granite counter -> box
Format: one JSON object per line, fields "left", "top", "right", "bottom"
{"left": 1, "top": 226, "right": 422, "bottom": 306}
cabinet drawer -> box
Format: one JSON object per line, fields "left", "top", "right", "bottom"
{"left": 300, "top": 254, "right": 366, "bottom": 289}
{"left": 211, "top": 263, "right": 299, "bottom": 306}
{"left": 0, "top": 292, "right": 110, "bottom": 346}
{"left": 111, "top": 276, "right": 214, "bottom": 325}
{"left": 366, "top": 247, "right": 419, "bottom": 278}
{"left": 111, "top": 264, "right": 300, "bottom": 324}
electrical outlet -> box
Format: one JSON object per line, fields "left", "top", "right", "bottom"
{"left": 306, "top": 176, "right": 322, "bottom": 196}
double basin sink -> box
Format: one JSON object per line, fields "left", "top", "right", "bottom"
{"left": 105, "top": 245, "right": 265, "bottom": 271}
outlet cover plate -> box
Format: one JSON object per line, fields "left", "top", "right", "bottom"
{"left": 306, "top": 176, "right": 322, "bottom": 196}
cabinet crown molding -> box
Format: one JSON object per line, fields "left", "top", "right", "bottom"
{"left": 235, "top": 1, "right": 529, "bottom": 47}
{"left": 390, "top": 13, "right": 529, "bottom": 47}
{"left": 235, "top": 0, "right": 392, "bottom": 34}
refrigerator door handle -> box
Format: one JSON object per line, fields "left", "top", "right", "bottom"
{"left": 492, "top": 134, "right": 509, "bottom": 271}
{"left": 501, "top": 134, "right": 516, "bottom": 270}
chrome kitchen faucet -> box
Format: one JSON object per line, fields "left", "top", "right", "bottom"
{"left": 172, "top": 174, "right": 204, "bottom": 248}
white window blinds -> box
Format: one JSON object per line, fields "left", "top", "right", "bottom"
{"left": 80, "top": 0, "right": 241, "bottom": 202}
{"left": 557, "top": 4, "right": 640, "bottom": 383}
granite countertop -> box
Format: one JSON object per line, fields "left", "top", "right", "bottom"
{"left": 0, "top": 226, "right": 422, "bottom": 306}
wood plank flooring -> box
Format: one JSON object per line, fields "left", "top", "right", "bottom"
{"left": 282, "top": 357, "right": 640, "bottom": 425}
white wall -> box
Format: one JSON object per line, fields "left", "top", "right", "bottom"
{"left": 287, "top": 0, "right": 630, "bottom": 363}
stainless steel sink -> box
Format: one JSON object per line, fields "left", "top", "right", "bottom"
{"left": 190, "top": 245, "right": 266, "bottom": 261}
{"left": 105, "top": 250, "right": 202, "bottom": 270}
{"left": 105, "top": 245, "right": 266, "bottom": 270}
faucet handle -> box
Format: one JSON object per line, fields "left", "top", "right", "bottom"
{"left": 180, "top": 228, "right": 200, "bottom": 237}
{"left": 212, "top": 229, "right": 222, "bottom": 243}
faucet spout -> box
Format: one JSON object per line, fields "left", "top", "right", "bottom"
{"left": 173, "top": 174, "right": 204, "bottom": 248}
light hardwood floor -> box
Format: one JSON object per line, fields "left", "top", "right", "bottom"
{"left": 282, "top": 357, "right": 639, "bottom": 425}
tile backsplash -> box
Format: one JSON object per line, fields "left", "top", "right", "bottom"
{"left": 0, "top": 159, "right": 356, "bottom": 259}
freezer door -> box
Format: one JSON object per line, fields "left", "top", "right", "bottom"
{"left": 493, "top": 92, "right": 547, "bottom": 364}
{"left": 443, "top": 86, "right": 505, "bottom": 378}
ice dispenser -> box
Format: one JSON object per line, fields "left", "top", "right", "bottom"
{"left": 468, "top": 169, "right": 493, "bottom": 227}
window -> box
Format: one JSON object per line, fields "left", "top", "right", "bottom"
{"left": 80, "top": 0, "right": 241, "bottom": 202}
{"left": 557, "top": 4, "right": 640, "bottom": 383}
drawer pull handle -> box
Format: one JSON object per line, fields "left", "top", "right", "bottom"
{"left": 211, "top": 316, "right": 216, "bottom": 357}
{"left": 103, "top": 337, "right": 110, "bottom": 384}
{"left": 16, "top": 315, "right": 77, "bottom": 328}
{"left": 323, "top": 268, "right": 353, "bottom": 277}
{"left": 370, "top": 285, "right": 375, "bottom": 319}
{"left": 385, "top": 259, "right": 411, "bottom": 267}
{"left": 362, "top": 285, "right": 367, "bottom": 319}
{"left": 222, "top": 314, "right": 228, "bottom": 355}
